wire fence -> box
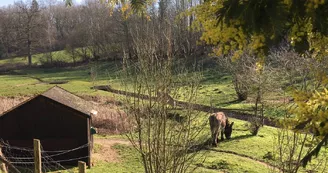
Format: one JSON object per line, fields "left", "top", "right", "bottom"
{"left": 0, "top": 140, "right": 90, "bottom": 173}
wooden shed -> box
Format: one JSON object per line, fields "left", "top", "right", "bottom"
{"left": 0, "top": 86, "right": 96, "bottom": 167}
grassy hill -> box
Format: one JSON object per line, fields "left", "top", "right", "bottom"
{"left": 0, "top": 53, "right": 286, "bottom": 116}
{"left": 0, "top": 50, "right": 88, "bottom": 66}
{"left": 0, "top": 53, "right": 326, "bottom": 173}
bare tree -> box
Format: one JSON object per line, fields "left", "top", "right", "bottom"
{"left": 274, "top": 120, "right": 328, "bottom": 173}
{"left": 40, "top": 0, "right": 58, "bottom": 63}
{"left": 0, "top": 9, "right": 13, "bottom": 58}
{"left": 121, "top": 15, "right": 207, "bottom": 173}
{"left": 0, "top": 0, "right": 201, "bottom": 65}
{"left": 267, "top": 44, "right": 328, "bottom": 172}
{"left": 268, "top": 44, "right": 328, "bottom": 92}
{"left": 14, "top": 0, "right": 45, "bottom": 66}
{"left": 216, "top": 53, "right": 253, "bottom": 101}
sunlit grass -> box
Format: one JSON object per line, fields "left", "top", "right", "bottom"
{"left": 2, "top": 57, "right": 328, "bottom": 172}
{"left": 0, "top": 49, "right": 90, "bottom": 65}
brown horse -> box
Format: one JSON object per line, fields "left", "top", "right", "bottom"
{"left": 209, "top": 112, "right": 234, "bottom": 147}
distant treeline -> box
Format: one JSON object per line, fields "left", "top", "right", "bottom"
{"left": 0, "top": 0, "right": 205, "bottom": 65}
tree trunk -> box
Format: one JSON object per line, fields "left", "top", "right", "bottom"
{"left": 233, "top": 75, "right": 248, "bottom": 101}
{"left": 28, "top": 39, "right": 32, "bottom": 66}
{"left": 123, "top": 21, "right": 132, "bottom": 59}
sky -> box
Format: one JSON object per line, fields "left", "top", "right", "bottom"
{"left": 0, "top": 0, "right": 83, "bottom": 7}
{"left": 0, "top": 0, "right": 15, "bottom": 7}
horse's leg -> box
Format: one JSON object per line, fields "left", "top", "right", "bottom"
{"left": 211, "top": 130, "right": 215, "bottom": 146}
{"left": 217, "top": 127, "right": 220, "bottom": 142}
{"left": 214, "top": 128, "right": 219, "bottom": 146}
{"left": 210, "top": 126, "right": 216, "bottom": 146}
{"left": 221, "top": 128, "right": 225, "bottom": 141}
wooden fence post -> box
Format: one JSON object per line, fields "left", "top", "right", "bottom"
{"left": 0, "top": 163, "right": 7, "bottom": 173}
{"left": 78, "top": 161, "right": 86, "bottom": 173}
{"left": 33, "top": 139, "right": 42, "bottom": 173}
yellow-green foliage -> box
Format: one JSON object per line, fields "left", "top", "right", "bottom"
{"left": 192, "top": 0, "right": 328, "bottom": 166}
{"left": 192, "top": 0, "right": 328, "bottom": 59}
{"left": 192, "top": 0, "right": 328, "bottom": 128}
{"left": 292, "top": 89, "right": 328, "bottom": 136}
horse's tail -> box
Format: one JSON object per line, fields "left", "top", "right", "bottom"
{"left": 209, "top": 114, "right": 221, "bottom": 134}
{"left": 208, "top": 114, "right": 216, "bottom": 127}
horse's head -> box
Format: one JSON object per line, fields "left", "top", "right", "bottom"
{"left": 224, "top": 121, "right": 234, "bottom": 139}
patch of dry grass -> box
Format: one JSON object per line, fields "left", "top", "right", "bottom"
{"left": 81, "top": 95, "right": 131, "bottom": 135}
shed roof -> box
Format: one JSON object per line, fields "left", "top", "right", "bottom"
{"left": 0, "top": 86, "right": 95, "bottom": 117}
{"left": 41, "top": 86, "right": 95, "bottom": 116}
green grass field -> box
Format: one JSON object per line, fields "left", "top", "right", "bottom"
{"left": 0, "top": 49, "right": 90, "bottom": 66}
{"left": 74, "top": 118, "right": 277, "bottom": 173}
{"left": 85, "top": 118, "right": 327, "bottom": 173}
{"left": 1, "top": 53, "right": 326, "bottom": 173}
{"left": 0, "top": 60, "right": 272, "bottom": 111}
{"left": 0, "top": 57, "right": 123, "bottom": 97}
{"left": 0, "top": 51, "right": 286, "bottom": 112}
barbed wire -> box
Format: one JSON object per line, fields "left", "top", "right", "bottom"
{"left": 46, "top": 156, "right": 90, "bottom": 163}
{"left": 40, "top": 144, "right": 75, "bottom": 173}
{"left": 41, "top": 143, "right": 90, "bottom": 153}
{"left": 1, "top": 142, "right": 35, "bottom": 173}
{"left": 1, "top": 141, "right": 90, "bottom": 173}
{"left": 43, "top": 143, "right": 89, "bottom": 158}
{"left": 6, "top": 143, "right": 91, "bottom": 161}
{"left": 1, "top": 145, "right": 34, "bottom": 152}
{"left": 1, "top": 142, "right": 90, "bottom": 153}
{"left": 4, "top": 156, "right": 34, "bottom": 160}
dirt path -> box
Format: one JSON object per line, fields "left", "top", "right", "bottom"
{"left": 93, "top": 138, "right": 280, "bottom": 171}
{"left": 93, "top": 138, "right": 131, "bottom": 163}
{"left": 207, "top": 148, "right": 281, "bottom": 172}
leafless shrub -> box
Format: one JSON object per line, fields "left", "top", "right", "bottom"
{"left": 81, "top": 95, "right": 112, "bottom": 104}
{"left": 269, "top": 44, "right": 328, "bottom": 172}
{"left": 92, "top": 104, "right": 132, "bottom": 135}
{"left": 273, "top": 126, "right": 328, "bottom": 173}
{"left": 268, "top": 43, "right": 328, "bottom": 91}
{"left": 119, "top": 18, "right": 207, "bottom": 173}
{"left": 81, "top": 95, "right": 133, "bottom": 134}
{"left": 218, "top": 51, "right": 280, "bottom": 135}
{"left": 245, "top": 116, "right": 262, "bottom": 136}
{"left": 216, "top": 53, "right": 254, "bottom": 101}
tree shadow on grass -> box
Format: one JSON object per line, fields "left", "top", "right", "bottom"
{"left": 217, "top": 99, "right": 243, "bottom": 107}
{"left": 194, "top": 160, "right": 229, "bottom": 171}
{"left": 221, "top": 133, "right": 254, "bottom": 143}
{"left": 187, "top": 134, "right": 254, "bottom": 153}
{"left": 167, "top": 112, "right": 185, "bottom": 123}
